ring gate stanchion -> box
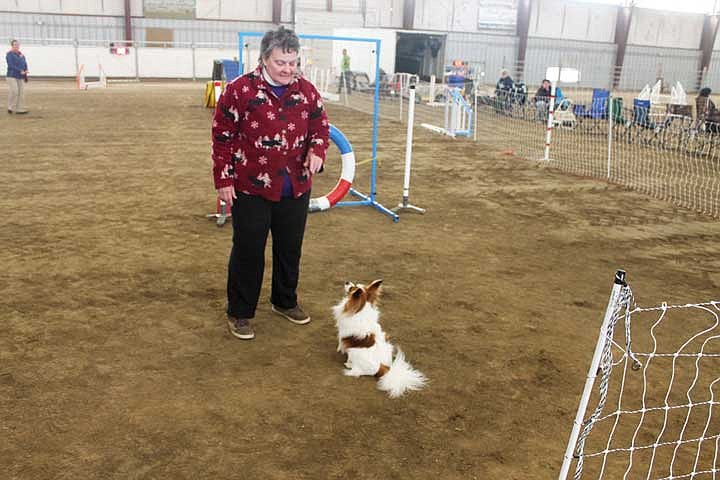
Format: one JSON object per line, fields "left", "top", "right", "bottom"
{"left": 309, "top": 124, "right": 355, "bottom": 212}
{"left": 392, "top": 85, "right": 425, "bottom": 215}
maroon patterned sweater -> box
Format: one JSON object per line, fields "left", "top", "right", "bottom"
{"left": 211, "top": 66, "right": 330, "bottom": 201}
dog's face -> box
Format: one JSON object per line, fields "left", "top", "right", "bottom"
{"left": 342, "top": 279, "right": 383, "bottom": 314}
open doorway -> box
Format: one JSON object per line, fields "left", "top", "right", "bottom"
{"left": 395, "top": 32, "right": 445, "bottom": 81}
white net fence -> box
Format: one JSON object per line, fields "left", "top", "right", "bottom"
{"left": 348, "top": 77, "right": 720, "bottom": 219}
{"left": 562, "top": 277, "right": 720, "bottom": 480}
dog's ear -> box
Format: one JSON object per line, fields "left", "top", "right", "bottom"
{"left": 366, "top": 279, "right": 383, "bottom": 304}
{"left": 344, "top": 286, "right": 367, "bottom": 313}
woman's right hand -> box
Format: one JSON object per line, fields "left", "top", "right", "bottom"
{"left": 217, "top": 186, "right": 236, "bottom": 207}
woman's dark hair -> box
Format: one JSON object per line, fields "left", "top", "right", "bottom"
{"left": 259, "top": 26, "right": 300, "bottom": 62}
{"left": 10, "top": 39, "right": 18, "bottom": 46}
{"left": 700, "top": 87, "right": 712, "bottom": 97}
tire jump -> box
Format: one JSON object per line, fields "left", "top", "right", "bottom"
{"left": 308, "top": 124, "right": 355, "bottom": 212}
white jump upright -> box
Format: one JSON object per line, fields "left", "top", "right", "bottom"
{"left": 392, "top": 85, "right": 425, "bottom": 215}
{"left": 421, "top": 85, "right": 473, "bottom": 138}
{"left": 77, "top": 63, "right": 107, "bottom": 90}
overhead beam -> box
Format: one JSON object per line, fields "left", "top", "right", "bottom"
{"left": 124, "top": 0, "right": 132, "bottom": 44}
{"left": 612, "top": 5, "right": 633, "bottom": 89}
{"left": 273, "top": 0, "right": 282, "bottom": 24}
{"left": 516, "top": 0, "right": 531, "bottom": 83}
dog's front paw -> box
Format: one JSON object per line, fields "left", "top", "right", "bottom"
{"left": 343, "top": 369, "right": 363, "bottom": 377}
{"left": 344, "top": 360, "right": 353, "bottom": 369}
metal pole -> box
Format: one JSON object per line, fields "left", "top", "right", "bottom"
{"left": 370, "top": 39, "right": 381, "bottom": 199}
{"left": 134, "top": 40, "right": 139, "bottom": 80}
{"left": 392, "top": 85, "right": 425, "bottom": 215}
{"left": 558, "top": 270, "right": 627, "bottom": 480}
{"left": 607, "top": 91, "right": 613, "bottom": 180}
{"left": 544, "top": 82, "right": 557, "bottom": 161}
{"left": 474, "top": 87, "right": 478, "bottom": 141}
{"left": 191, "top": 44, "right": 196, "bottom": 81}
{"left": 399, "top": 74, "right": 403, "bottom": 122}
{"left": 73, "top": 38, "right": 79, "bottom": 78}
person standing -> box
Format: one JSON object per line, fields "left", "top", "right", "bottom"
{"left": 338, "top": 48, "right": 351, "bottom": 95}
{"left": 6, "top": 39, "right": 29, "bottom": 114}
{"left": 211, "top": 26, "right": 329, "bottom": 340}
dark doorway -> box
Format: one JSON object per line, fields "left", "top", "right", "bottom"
{"left": 395, "top": 32, "right": 445, "bottom": 81}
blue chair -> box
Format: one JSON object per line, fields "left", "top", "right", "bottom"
{"left": 221, "top": 60, "right": 240, "bottom": 81}
{"left": 574, "top": 88, "right": 609, "bottom": 119}
{"left": 632, "top": 99, "right": 652, "bottom": 128}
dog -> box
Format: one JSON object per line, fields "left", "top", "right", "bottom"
{"left": 332, "top": 279, "right": 427, "bottom": 398}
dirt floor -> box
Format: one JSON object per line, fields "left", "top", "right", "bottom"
{"left": 1, "top": 81, "right": 719, "bottom": 479}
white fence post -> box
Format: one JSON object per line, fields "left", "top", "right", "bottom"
{"left": 558, "top": 270, "right": 628, "bottom": 480}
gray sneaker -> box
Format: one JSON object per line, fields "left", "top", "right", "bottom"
{"left": 271, "top": 304, "right": 311, "bottom": 325}
{"left": 227, "top": 316, "right": 255, "bottom": 340}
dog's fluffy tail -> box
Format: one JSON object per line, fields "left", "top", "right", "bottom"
{"left": 377, "top": 348, "right": 427, "bottom": 398}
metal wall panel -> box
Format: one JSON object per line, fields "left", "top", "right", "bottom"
{"left": 0, "top": 0, "right": 141, "bottom": 14}
{"left": 619, "top": 45, "right": 702, "bottom": 92}
{"left": 363, "top": 0, "right": 403, "bottom": 29}
{"left": 445, "top": 32, "right": 517, "bottom": 84}
{"left": 529, "top": 0, "right": 616, "bottom": 43}
{"left": 295, "top": 0, "right": 326, "bottom": 10}
{"left": 703, "top": 55, "right": 720, "bottom": 89}
{"left": 628, "top": 8, "right": 703, "bottom": 50}
{"left": 0, "top": 12, "right": 125, "bottom": 42}
{"left": 132, "top": 17, "right": 273, "bottom": 45}
{"left": 196, "top": 0, "right": 272, "bottom": 21}
{"left": 414, "top": 0, "right": 452, "bottom": 31}
{"left": 525, "top": 37, "right": 616, "bottom": 88}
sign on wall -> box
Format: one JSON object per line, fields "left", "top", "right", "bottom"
{"left": 144, "top": 0, "right": 194, "bottom": 19}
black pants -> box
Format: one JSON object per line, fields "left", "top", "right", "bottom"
{"left": 227, "top": 191, "right": 310, "bottom": 319}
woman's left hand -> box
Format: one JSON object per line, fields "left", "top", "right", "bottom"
{"left": 304, "top": 151, "right": 324, "bottom": 174}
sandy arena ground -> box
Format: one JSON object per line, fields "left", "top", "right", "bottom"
{"left": 1, "top": 81, "right": 719, "bottom": 479}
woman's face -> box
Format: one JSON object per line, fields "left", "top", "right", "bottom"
{"left": 263, "top": 47, "right": 298, "bottom": 85}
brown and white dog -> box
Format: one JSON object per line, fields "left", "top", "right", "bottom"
{"left": 332, "top": 280, "right": 426, "bottom": 398}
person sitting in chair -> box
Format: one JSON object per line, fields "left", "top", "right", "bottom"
{"left": 533, "top": 79, "right": 552, "bottom": 121}
{"left": 696, "top": 87, "right": 720, "bottom": 133}
{"left": 495, "top": 69, "right": 514, "bottom": 98}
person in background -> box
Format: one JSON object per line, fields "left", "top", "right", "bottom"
{"left": 6, "top": 39, "right": 29, "bottom": 114}
{"left": 211, "top": 26, "right": 330, "bottom": 340}
{"left": 495, "top": 68, "right": 514, "bottom": 98}
{"left": 338, "top": 48, "right": 351, "bottom": 95}
{"left": 533, "top": 79, "right": 552, "bottom": 121}
{"left": 696, "top": 87, "right": 720, "bottom": 133}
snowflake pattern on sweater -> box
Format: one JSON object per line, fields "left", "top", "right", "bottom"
{"left": 211, "top": 67, "right": 330, "bottom": 201}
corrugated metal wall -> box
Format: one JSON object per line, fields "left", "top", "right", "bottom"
{"left": 619, "top": 45, "right": 702, "bottom": 92}
{"left": 0, "top": 12, "right": 125, "bottom": 42}
{"left": 445, "top": 32, "right": 517, "bottom": 84}
{"left": 704, "top": 54, "right": 720, "bottom": 89}
{"left": 133, "top": 18, "right": 274, "bottom": 44}
{"left": 525, "top": 37, "right": 616, "bottom": 89}
{"left": 0, "top": 12, "right": 273, "bottom": 45}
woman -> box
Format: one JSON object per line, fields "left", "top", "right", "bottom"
{"left": 6, "top": 39, "right": 29, "bottom": 114}
{"left": 211, "top": 26, "right": 329, "bottom": 340}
